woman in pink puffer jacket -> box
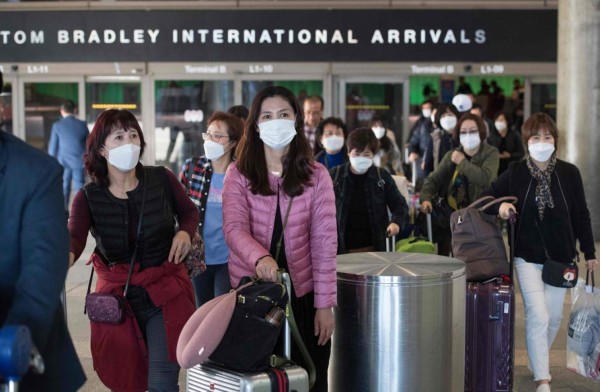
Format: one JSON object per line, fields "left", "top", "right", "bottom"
{"left": 223, "top": 86, "right": 337, "bottom": 392}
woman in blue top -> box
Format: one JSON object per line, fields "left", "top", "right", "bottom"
{"left": 314, "top": 117, "right": 349, "bottom": 169}
{"left": 179, "top": 111, "right": 244, "bottom": 306}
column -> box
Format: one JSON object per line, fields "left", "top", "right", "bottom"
{"left": 557, "top": 0, "right": 600, "bottom": 241}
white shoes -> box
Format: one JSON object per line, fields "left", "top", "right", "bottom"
{"left": 536, "top": 383, "right": 550, "bottom": 392}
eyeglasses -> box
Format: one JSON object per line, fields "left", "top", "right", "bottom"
{"left": 459, "top": 129, "right": 479, "bottom": 135}
{"left": 202, "top": 133, "right": 230, "bottom": 142}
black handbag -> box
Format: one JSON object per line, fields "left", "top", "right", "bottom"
{"left": 84, "top": 173, "right": 147, "bottom": 324}
{"left": 541, "top": 257, "right": 578, "bottom": 288}
{"left": 208, "top": 277, "right": 289, "bottom": 372}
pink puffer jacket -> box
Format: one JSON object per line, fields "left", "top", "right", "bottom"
{"left": 223, "top": 162, "right": 337, "bottom": 308}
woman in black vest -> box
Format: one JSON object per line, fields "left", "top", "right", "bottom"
{"left": 482, "top": 113, "right": 597, "bottom": 392}
{"left": 68, "top": 109, "right": 199, "bottom": 392}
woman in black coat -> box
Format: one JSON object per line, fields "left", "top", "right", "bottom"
{"left": 331, "top": 128, "right": 408, "bottom": 254}
{"left": 486, "top": 112, "right": 525, "bottom": 175}
{"left": 481, "top": 113, "right": 597, "bottom": 392}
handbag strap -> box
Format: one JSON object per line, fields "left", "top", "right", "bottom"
{"left": 478, "top": 196, "right": 518, "bottom": 212}
{"left": 465, "top": 195, "right": 495, "bottom": 209}
{"left": 85, "top": 170, "right": 148, "bottom": 299}
{"left": 532, "top": 172, "right": 579, "bottom": 265}
{"left": 554, "top": 172, "right": 579, "bottom": 263}
{"left": 586, "top": 270, "right": 595, "bottom": 290}
{"left": 274, "top": 191, "right": 294, "bottom": 264}
{"left": 123, "top": 172, "right": 148, "bottom": 298}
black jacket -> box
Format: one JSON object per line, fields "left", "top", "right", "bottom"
{"left": 486, "top": 129, "right": 525, "bottom": 175}
{"left": 84, "top": 167, "right": 176, "bottom": 269}
{"left": 331, "top": 163, "right": 408, "bottom": 254}
{"left": 481, "top": 159, "right": 596, "bottom": 264}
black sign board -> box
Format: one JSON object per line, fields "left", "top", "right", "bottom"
{"left": 0, "top": 9, "right": 557, "bottom": 62}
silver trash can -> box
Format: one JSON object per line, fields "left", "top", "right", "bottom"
{"left": 331, "top": 252, "right": 466, "bottom": 392}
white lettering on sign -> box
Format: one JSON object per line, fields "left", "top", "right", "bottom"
{"left": 248, "top": 64, "right": 274, "bottom": 74}
{"left": 371, "top": 29, "right": 485, "bottom": 45}
{"left": 0, "top": 26, "right": 487, "bottom": 48}
{"left": 27, "top": 65, "right": 49, "bottom": 74}
{"left": 171, "top": 29, "right": 360, "bottom": 45}
{"left": 480, "top": 64, "right": 505, "bottom": 74}
{"left": 0, "top": 30, "right": 45, "bottom": 45}
{"left": 411, "top": 64, "right": 455, "bottom": 74}
{"left": 184, "top": 65, "right": 227, "bottom": 74}
{"left": 57, "top": 29, "right": 160, "bottom": 44}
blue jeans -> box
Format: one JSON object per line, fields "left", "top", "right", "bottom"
{"left": 191, "top": 263, "right": 230, "bottom": 307}
{"left": 63, "top": 166, "right": 84, "bottom": 210}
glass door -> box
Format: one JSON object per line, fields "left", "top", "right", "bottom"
{"left": 86, "top": 79, "right": 142, "bottom": 128}
{"left": 22, "top": 81, "right": 80, "bottom": 150}
{"left": 338, "top": 79, "right": 405, "bottom": 146}
{"left": 154, "top": 79, "right": 234, "bottom": 173}
{"left": 531, "top": 82, "right": 556, "bottom": 120}
{"left": 241, "top": 80, "right": 323, "bottom": 109}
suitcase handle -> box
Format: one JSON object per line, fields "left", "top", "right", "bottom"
{"left": 273, "top": 271, "right": 316, "bottom": 389}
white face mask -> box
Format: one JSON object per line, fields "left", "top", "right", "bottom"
{"left": 371, "top": 126, "right": 386, "bottom": 139}
{"left": 322, "top": 135, "right": 345, "bottom": 153}
{"left": 495, "top": 121, "right": 507, "bottom": 132}
{"left": 460, "top": 133, "right": 481, "bottom": 151}
{"left": 440, "top": 116, "right": 457, "bottom": 131}
{"left": 258, "top": 119, "right": 297, "bottom": 150}
{"left": 204, "top": 140, "right": 230, "bottom": 161}
{"left": 349, "top": 156, "right": 373, "bottom": 174}
{"left": 528, "top": 142, "right": 555, "bottom": 162}
{"left": 105, "top": 143, "right": 141, "bottom": 172}
{"left": 422, "top": 108, "right": 432, "bottom": 119}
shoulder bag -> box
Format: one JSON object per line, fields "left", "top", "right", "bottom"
{"left": 537, "top": 174, "right": 579, "bottom": 288}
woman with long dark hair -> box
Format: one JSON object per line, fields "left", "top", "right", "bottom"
{"left": 223, "top": 86, "right": 337, "bottom": 391}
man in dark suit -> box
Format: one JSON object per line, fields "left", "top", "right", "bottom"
{"left": 48, "top": 100, "right": 89, "bottom": 210}
{"left": 0, "top": 74, "right": 86, "bottom": 390}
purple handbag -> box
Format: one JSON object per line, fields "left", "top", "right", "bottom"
{"left": 84, "top": 173, "right": 147, "bottom": 325}
{"left": 85, "top": 292, "right": 126, "bottom": 324}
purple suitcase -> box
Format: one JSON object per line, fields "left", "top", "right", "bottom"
{"left": 464, "top": 213, "right": 516, "bottom": 392}
{"left": 465, "top": 278, "right": 515, "bottom": 392}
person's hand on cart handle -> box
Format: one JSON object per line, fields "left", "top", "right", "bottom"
{"left": 586, "top": 259, "right": 598, "bottom": 271}
{"left": 421, "top": 200, "right": 432, "bottom": 214}
{"left": 499, "top": 202, "right": 517, "bottom": 220}
{"left": 386, "top": 223, "right": 400, "bottom": 237}
{"left": 256, "top": 256, "right": 278, "bottom": 282}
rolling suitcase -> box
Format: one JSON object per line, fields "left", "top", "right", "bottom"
{"left": 186, "top": 273, "right": 310, "bottom": 392}
{"left": 464, "top": 213, "right": 516, "bottom": 392}
{"left": 396, "top": 212, "right": 435, "bottom": 254}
